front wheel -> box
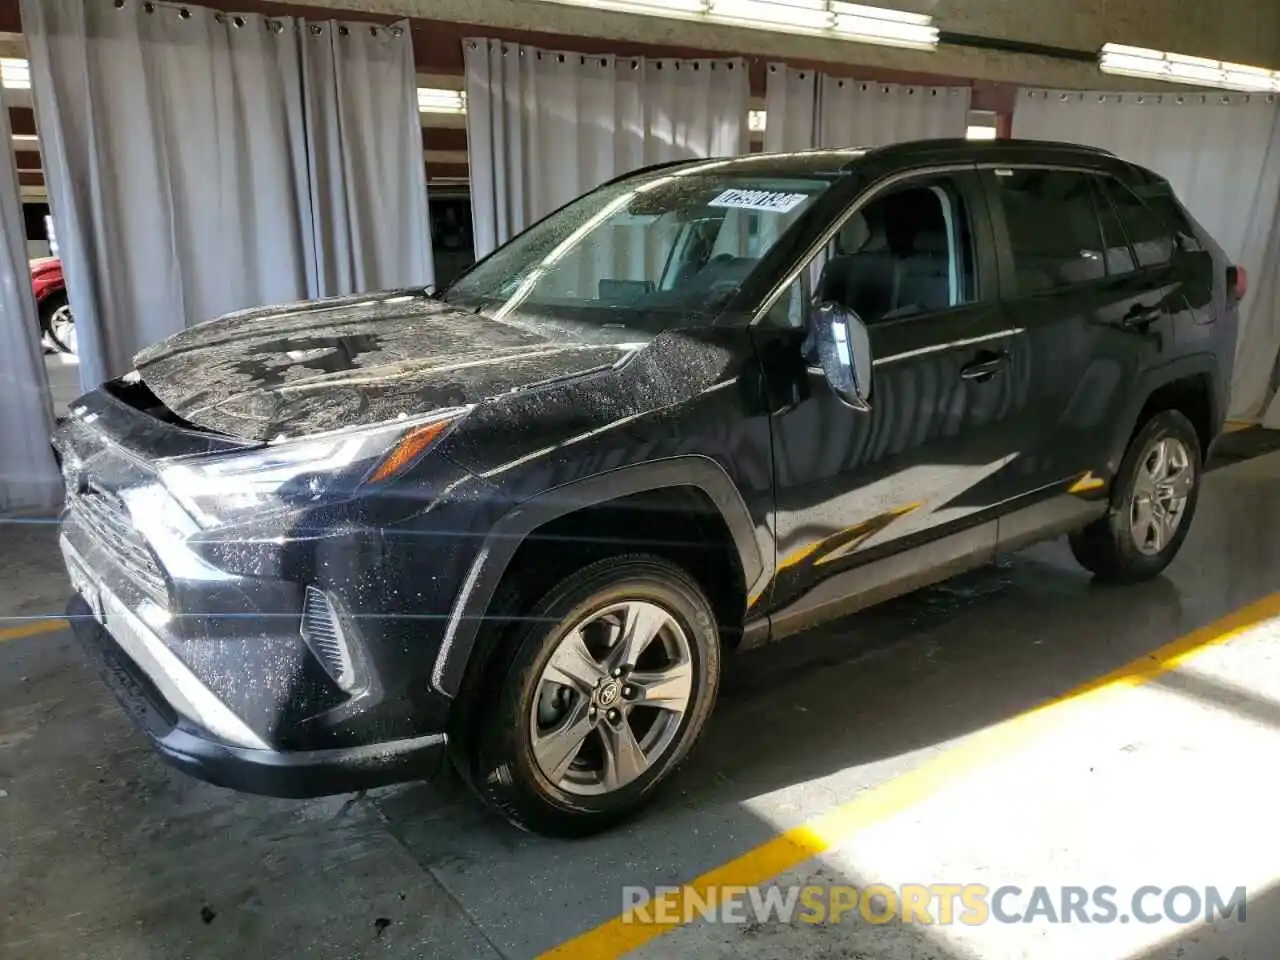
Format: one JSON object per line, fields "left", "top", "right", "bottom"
{"left": 456, "top": 554, "right": 721, "bottom": 837}
{"left": 1069, "top": 410, "right": 1201, "bottom": 583}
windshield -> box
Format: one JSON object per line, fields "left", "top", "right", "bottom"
{"left": 441, "top": 165, "right": 836, "bottom": 331}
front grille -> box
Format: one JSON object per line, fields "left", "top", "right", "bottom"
{"left": 70, "top": 489, "right": 168, "bottom": 603}
{"left": 300, "top": 587, "right": 356, "bottom": 691}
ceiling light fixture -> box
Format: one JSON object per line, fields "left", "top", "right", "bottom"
{"left": 418, "top": 87, "right": 466, "bottom": 114}
{"left": 1099, "top": 43, "right": 1280, "bottom": 93}
{"left": 707, "top": 0, "right": 833, "bottom": 31}
{"left": 530, "top": 0, "right": 938, "bottom": 50}
{"left": 1, "top": 57, "right": 31, "bottom": 90}
{"left": 830, "top": 1, "right": 938, "bottom": 50}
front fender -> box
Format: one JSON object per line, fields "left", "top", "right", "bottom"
{"left": 429, "top": 455, "right": 766, "bottom": 698}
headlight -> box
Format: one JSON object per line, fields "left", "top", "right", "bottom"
{"left": 158, "top": 409, "right": 464, "bottom": 528}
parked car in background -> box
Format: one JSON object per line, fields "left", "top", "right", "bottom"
{"left": 30, "top": 256, "right": 75, "bottom": 353}
{"left": 54, "top": 139, "right": 1244, "bottom": 837}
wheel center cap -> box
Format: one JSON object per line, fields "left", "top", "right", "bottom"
{"left": 596, "top": 680, "right": 621, "bottom": 707}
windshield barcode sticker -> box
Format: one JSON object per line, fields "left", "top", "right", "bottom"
{"left": 708, "top": 189, "right": 808, "bottom": 214}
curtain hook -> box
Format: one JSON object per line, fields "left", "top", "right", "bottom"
{"left": 178, "top": 6, "right": 191, "bottom": 19}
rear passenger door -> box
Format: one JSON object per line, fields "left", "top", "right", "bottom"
{"left": 983, "top": 166, "right": 1156, "bottom": 521}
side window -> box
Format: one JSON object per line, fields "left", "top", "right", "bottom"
{"left": 1146, "top": 194, "right": 1201, "bottom": 249}
{"left": 1098, "top": 177, "right": 1175, "bottom": 268}
{"left": 991, "top": 169, "right": 1106, "bottom": 294}
{"left": 764, "top": 175, "right": 978, "bottom": 329}
{"left": 1088, "top": 176, "right": 1136, "bottom": 276}
{"left": 813, "top": 177, "right": 977, "bottom": 324}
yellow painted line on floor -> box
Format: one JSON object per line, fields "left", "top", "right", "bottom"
{"left": 1224, "top": 420, "right": 1254, "bottom": 433}
{"left": 539, "top": 591, "right": 1280, "bottom": 960}
{"left": 0, "top": 619, "right": 69, "bottom": 643}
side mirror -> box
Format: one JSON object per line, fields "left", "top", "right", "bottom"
{"left": 813, "top": 302, "right": 872, "bottom": 410}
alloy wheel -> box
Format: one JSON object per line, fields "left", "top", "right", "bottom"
{"left": 1129, "top": 436, "right": 1193, "bottom": 555}
{"left": 50, "top": 304, "right": 76, "bottom": 355}
{"left": 529, "top": 600, "right": 694, "bottom": 796}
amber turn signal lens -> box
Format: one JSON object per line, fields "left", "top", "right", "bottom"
{"left": 367, "top": 420, "right": 452, "bottom": 484}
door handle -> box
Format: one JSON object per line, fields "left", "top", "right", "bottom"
{"left": 1121, "top": 301, "right": 1162, "bottom": 329}
{"left": 960, "top": 351, "right": 1010, "bottom": 382}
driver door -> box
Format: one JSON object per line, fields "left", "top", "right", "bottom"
{"left": 753, "top": 168, "right": 1029, "bottom": 636}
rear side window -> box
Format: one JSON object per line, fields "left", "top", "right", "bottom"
{"left": 1144, "top": 192, "right": 1202, "bottom": 250}
{"left": 1098, "top": 177, "right": 1175, "bottom": 268}
{"left": 1088, "top": 177, "right": 1136, "bottom": 276}
{"left": 991, "top": 169, "right": 1106, "bottom": 294}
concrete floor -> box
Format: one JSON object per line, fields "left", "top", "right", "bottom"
{"left": 3, "top": 452, "right": 1280, "bottom": 959}
{"left": 44, "top": 351, "right": 81, "bottom": 416}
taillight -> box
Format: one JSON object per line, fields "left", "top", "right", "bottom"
{"left": 1227, "top": 265, "right": 1248, "bottom": 301}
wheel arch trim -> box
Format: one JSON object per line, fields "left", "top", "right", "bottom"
{"left": 1110, "top": 353, "right": 1222, "bottom": 469}
{"left": 431, "top": 455, "right": 766, "bottom": 698}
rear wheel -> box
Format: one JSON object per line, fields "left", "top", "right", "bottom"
{"left": 454, "top": 554, "right": 720, "bottom": 837}
{"left": 1069, "top": 410, "right": 1201, "bottom": 583}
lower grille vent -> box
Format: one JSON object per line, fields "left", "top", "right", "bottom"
{"left": 300, "top": 587, "right": 356, "bottom": 692}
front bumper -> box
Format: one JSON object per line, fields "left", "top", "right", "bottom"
{"left": 68, "top": 592, "right": 449, "bottom": 797}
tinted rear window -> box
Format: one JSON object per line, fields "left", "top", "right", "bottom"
{"left": 992, "top": 169, "right": 1106, "bottom": 294}
{"left": 1098, "top": 177, "right": 1175, "bottom": 268}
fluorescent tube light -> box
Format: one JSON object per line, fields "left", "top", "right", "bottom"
{"left": 1, "top": 57, "right": 30, "bottom": 90}
{"left": 418, "top": 88, "right": 466, "bottom": 114}
{"left": 549, "top": 0, "right": 707, "bottom": 11}
{"left": 606, "top": 0, "right": 709, "bottom": 10}
{"left": 829, "top": 1, "right": 937, "bottom": 48}
{"left": 1099, "top": 42, "right": 1280, "bottom": 93}
{"left": 707, "top": 0, "right": 833, "bottom": 31}
{"left": 525, "top": 0, "right": 937, "bottom": 50}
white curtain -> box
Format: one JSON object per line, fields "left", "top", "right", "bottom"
{"left": 465, "top": 39, "right": 749, "bottom": 258}
{"left": 764, "top": 63, "right": 819, "bottom": 154}
{"left": 764, "top": 63, "right": 971, "bottom": 153}
{"left": 0, "top": 91, "right": 60, "bottom": 514}
{"left": 300, "top": 21, "right": 432, "bottom": 298}
{"left": 22, "top": 0, "right": 431, "bottom": 391}
{"left": 1014, "top": 90, "right": 1280, "bottom": 423}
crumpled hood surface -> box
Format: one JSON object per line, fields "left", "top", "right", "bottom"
{"left": 133, "top": 290, "right": 640, "bottom": 442}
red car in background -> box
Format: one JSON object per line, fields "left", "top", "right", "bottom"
{"left": 30, "top": 256, "right": 75, "bottom": 354}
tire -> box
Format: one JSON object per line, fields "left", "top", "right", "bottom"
{"left": 39, "top": 292, "right": 75, "bottom": 355}
{"left": 1068, "top": 410, "right": 1202, "bottom": 584}
{"left": 452, "top": 554, "right": 721, "bottom": 837}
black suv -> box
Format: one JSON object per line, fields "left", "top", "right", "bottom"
{"left": 56, "top": 140, "right": 1244, "bottom": 836}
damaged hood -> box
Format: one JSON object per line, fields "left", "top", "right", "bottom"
{"left": 133, "top": 290, "right": 641, "bottom": 442}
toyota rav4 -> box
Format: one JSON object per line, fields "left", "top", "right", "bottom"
{"left": 55, "top": 139, "right": 1245, "bottom": 836}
